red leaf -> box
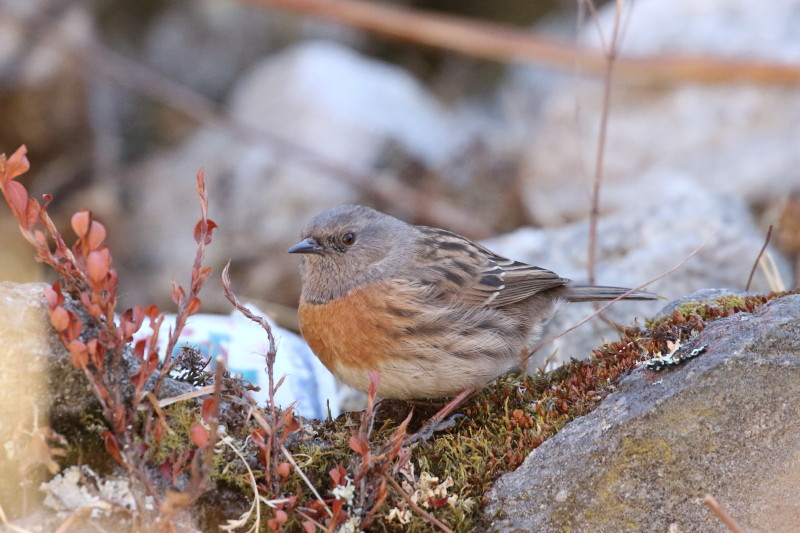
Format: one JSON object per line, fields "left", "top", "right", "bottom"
{"left": 251, "top": 429, "right": 266, "bottom": 449}
{"left": 5, "top": 145, "right": 30, "bottom": 179}
{"left": 133, "top": 339, "right": 146, "bottom": 361}
{"left": 171, "top": 284, "right": 185, "bottom": 306}
{"left": 87, "top": 338, "right": 106, "bottom": 369}
{"left": 87, "top": 248, "right": 111, "bottom": 284}
{"left": 185, "top": 296, "right": 201, "bottom": 317}
{"left": 192, "top": 219, "right": 218, "bottom": 244}
{"left": 348, "top": 435, "right": 369, "bottom": 456}
{"left": 50, "top": 306, "right": 70, "bottom": 332}
{"left": 201, "top": 397, "right": 216, "bottom": 424}
{"left": 157, "top": 457, "right": 174, "bottom": 483}
{"left": 101, "top": 431, "right": 123, "bottom": 464}
{"left": 267, "top": 510, "right": 288, "bottom": 530}
{"left": 190, "top": 424, "right": 208, "bottom": 447}
{"left": 145, "top": 305, "right": 160, "bottom": 319}
{"left": 65, "top": 312, "right": 82, "bottom": 342}
{"left": 329, "top": 465, "right": 348, "bottom": 487}
{"left": 302, "top": 521, "right": 316, "bottom": 533}
{"left": 193, "top": 220, "right": 205, "bottom": 244}
{"left": 276, "top": 462, "right": 291, "bottom": 479}
{"left": 153, "top": 418, "right": 166, "bottom": 444}
{"left": 71, "top": 211, "right": 91, "bottom": 238}
{"left": 5, "top": 180, "right": 29, "bottom": 219}
{"left": 86, "top": 220, "right": 106, "bottom": 250}
{"left": 429, "top": 497, "right": 448, "bottom": 508}
{"left": 25, "top": 198, "right": 40, "bottom": 228}
{"left": 67, "top": 340, "right": 88, "bottom": 368}
{"left": 33, "top": 229, "right": 47, "bottom": 247}
{"left": 44, "top": 283, "right": 62, "bottom": 308}
{"left": 130, "top": 305, "right": 145, "bottom": 331}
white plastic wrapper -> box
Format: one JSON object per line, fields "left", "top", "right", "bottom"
{"left": 132, "top": 306, "right": 339, "bottom": 419}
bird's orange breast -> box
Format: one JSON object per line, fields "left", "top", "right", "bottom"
{"left": 298, "top": 280, "right": 418, "bottom": 382}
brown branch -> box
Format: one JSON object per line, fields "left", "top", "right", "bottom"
{"left": 587, "top": 0, "right": 624, "bottom": 286}
{"left": 703, "top": 495, "right": 746, "bottom": 533}
{"left": 745, "top": 224, "right": 772, "bottom": 291}
{"left": 243, "top": 0, "right": 800, "bottom": 86}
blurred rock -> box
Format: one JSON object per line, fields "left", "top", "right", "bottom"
{"left": 487, "top": 293, "right": 800, "bottom": 532}
{"left": 0, "top": 282, "right": 91, "bottom": 435}
{"left": 143, "top": 0, "right": 363, "bottom": 100}
{"left": 119, "top": 40, "right": 489, "bottom": 310}
{"left": 484, "top": 181, "right": 791, "bottom": 368}
{"left": 509, "top": 0, "right": 800, "bottom": 228}
{"left": 0, "top": 281, "right": 86, "bottom": 516}
{"left": 0, "top": 0, "right": 93, "bottom": 187}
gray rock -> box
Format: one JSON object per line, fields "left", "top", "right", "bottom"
{"left": 510, "top": 0, "right": 800, "bottom": 229}
{"left": 0, "top": 282, "right": 193, "bottom": 432}
{"left": 484, "top": 184, "right": 791, "bottom": 368}
{"left": 486, "top": 294, "right": 800, "bottom": 532}
{"left": 0, "top": 282, "right": 95, "bottom": 432}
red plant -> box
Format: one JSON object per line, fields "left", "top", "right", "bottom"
{"left": 0, "top": 146, "right": 221, "bottom": 529}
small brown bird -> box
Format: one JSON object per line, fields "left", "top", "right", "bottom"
{"left": 289, "top": 205, "right": 654, "bottom": 401}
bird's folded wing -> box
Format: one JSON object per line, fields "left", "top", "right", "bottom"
{"left": 461, "top": 250, "right": 570, "bottom": 307}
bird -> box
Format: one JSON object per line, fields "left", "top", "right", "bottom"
{"left": 288, "top": 205, "right": 655, "bottom": 402}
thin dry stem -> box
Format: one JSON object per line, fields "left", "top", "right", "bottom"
{"left": 524, "top": 232, "right": 710, "bottom": 364}
{"left": 703, "top": 495, "right": 746, "bottom": 533}
{"left": 249, "top": 410, "right": 333, "bottom": 518}
{"left": 745, "top": 224, "right": 772, "bottom": 291}
{"left": 154, "top": 169, "right": 213, "bottom": 394}
{"left": 586, "top": 0, "right": 625, "bottom": 286}
{"left": 240, "top": 0, "right": 800, "bottom": 85}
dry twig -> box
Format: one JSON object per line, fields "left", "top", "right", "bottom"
{"left": 745, "top": 224, "right": 773, "bottom": 291}
{"left": 703, "top": 495, "right": 746, "bottom": 533}
{"left": 244, "top": 0, "right": 800, "bottom": 85}
{"left": 524, "top": 232, "right": 710, "bottom": 364}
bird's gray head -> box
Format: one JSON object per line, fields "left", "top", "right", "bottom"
{"left": 288, "top": 205, "right": 414, "bottom": 303}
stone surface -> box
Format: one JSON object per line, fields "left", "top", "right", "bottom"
{"left": 511, "top": 0, "right": 800, "bottom": 229}
{"left": 0, "top": 282, "right": 91, "bottom": 434}
{"left": 484, "top": 183, "right": 791, "bottom": 368}
{"left": 487, "top": 293, "right": 800, "bottom": 532}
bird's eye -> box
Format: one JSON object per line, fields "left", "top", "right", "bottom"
{"left": 341, "top": 232, "right": 356, "bottom": 245}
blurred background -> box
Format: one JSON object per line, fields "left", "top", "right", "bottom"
{"left": 2, "top": 0, "right": 799, "bottom": 365}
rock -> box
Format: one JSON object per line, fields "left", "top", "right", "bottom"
{"left": 143, "top": 0, "right": 367, "bottom": 100}
{"left": 0, "top": 282, "right": 94, "bottom": 434}
{"left": 511, "top": 0, "right": 800, "bottom": 229}
{"left": 483, "top": 183, "right": 792, "bottom": 368}
{"left": 118, "top": 40, "right": 484, "bottom": 310}
{"left": 0, "top": 1, "right": 92, "bottom": 159}
{"left": 486, "top": 293, "right": 800, "bottom": 532}
{"left": 652, "top": 288, "right": 751, "bottom": 320}
{"left": 0, "top": 282, "right": 195, "bottom": 432}
{"left": 0, "top": 282, "right": 93, "bottom": 517}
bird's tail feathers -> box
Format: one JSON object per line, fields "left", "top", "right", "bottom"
{"left": 560, "top": 285, "right": 658, "bottom": 302}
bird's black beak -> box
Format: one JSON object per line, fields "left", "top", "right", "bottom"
{"left": 288, "top": 237, "right": 323, "bottom": 254}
